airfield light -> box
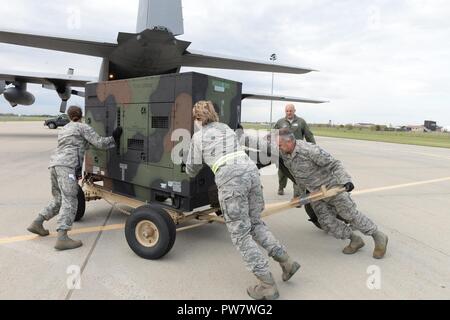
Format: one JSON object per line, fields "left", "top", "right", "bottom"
{"left": 270, "top": 54, "right": 277, "bottom": 128}
{"left": 109, "top": 74, "right": 115, "bottom": 80}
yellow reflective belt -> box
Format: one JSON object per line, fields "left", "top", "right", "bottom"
{"left": 212, "top": 151, "right": 247, "bottom": 174}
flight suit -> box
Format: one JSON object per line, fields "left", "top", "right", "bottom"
{"left": 39, "top": 122, "right": 116, "bottom": 231}
{"left": 186, "top": 122, "right": 286, "bottom": 277}
{"left": 280, "top": 140, "right": 378, "bottom": 240}
{"left": 274, "top": 116, "right": 315, "bottom": 196}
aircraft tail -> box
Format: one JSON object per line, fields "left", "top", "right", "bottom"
{"left": 136, "top": 0, "right": 184, "bottom": 36}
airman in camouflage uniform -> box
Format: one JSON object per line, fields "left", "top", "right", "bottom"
{"left": 274, "top": 104, "right": 315, "bottom": 197}
{"left": 186, "top": 101, "right": 300, "bottom": 300}
{"left": 27, "top": 106, "right": 121, "bottom": 251}
{"left": 276, "top": 129, "right": 388, "bottom": 259}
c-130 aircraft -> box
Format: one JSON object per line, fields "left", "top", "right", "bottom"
{"left": 0, "top": 0, "right": 326, "bottom": 112}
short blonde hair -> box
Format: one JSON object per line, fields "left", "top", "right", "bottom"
{"left": 193, "top": 101, "right": 219, "bottom": 126}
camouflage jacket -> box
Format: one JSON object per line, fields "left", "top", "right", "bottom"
{"left": 274, "top": 115, "right": 316, "bottom": 143}
{"left": 186, "top": 122, "right": 256, "bottom": 187}
{"left": 280, "top": 140, "right": 352, "bottom": 193}
{"left": 49, "top": 122, "right": 116, "bottom": 170}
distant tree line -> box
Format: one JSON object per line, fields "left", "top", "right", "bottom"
{"left": 311, "top": 123, "right": 394, "bottom": 131}
{"left": 0, "top": 113, "right": 54, "bottom": 118}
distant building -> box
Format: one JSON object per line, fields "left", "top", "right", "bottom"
{"left": 424, "top": 120, "right": 437, "bottom": 132}
{"left": 354, "top": 123, "right": 376, "bottom": 128}
{"left": 407, "top": 125, "right": 426, "bottom": 132}
{"left": 394, "top": 126, "right": 409, "bottom": 132}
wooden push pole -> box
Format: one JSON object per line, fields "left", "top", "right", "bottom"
{"left": 261, "top": 186, "right": 347, "bottom": 218}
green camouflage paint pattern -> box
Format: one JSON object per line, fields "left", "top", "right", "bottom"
{"left": 85, "top": 72, "right": 242, "bottom": 211}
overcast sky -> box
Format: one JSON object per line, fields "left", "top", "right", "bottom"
{"left": 1, "top": 0, "right": 449, "bottom": 126}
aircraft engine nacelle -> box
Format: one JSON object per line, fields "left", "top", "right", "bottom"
{"left": 57, "top": 85, "right": 72, "bottom": 101}
{"left": 57, "top": 85, "right": 72, "bottom": 113}
{"left": 3, "top": 86, "right": 35, "bottom": 107}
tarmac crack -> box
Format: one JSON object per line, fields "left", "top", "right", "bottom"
{"left": 64, "top": 206, "right": 115, "bottom": 300}
{"left": 390, "top": 227, "right": 450, "bottom": 259}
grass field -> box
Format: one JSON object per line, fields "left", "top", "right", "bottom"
{"left": 242, "top": 123, "right": 450, "bottom": 149}
{"left": 1, "top": 117, "right": 448, "bottom": 149}
{"left": 0, "top": 116, "right": 48, "bottom": 122}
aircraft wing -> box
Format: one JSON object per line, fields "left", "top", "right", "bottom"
{"left": 242, "top": 93, "right": 328, "bottom": 104}
{"left": 0, "top": 70, "right": 96, "bottom": 87}
{"left": 182, "top": 50, "right": 316, "bottom": 74}
{"left": 0, "top": 30, "right": 117, "bottom": 57}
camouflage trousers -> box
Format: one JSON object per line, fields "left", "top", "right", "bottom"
{"left": 278, "top": 169, "right": 302, "bottom": 197}
{"left": 311, "top": 192, "right": 378, "bottom": 240}
{"left": 39, "top": 166, "right": 79, "bottom": 231}
{"left": 218, "top": 168, "right": 286, "bottom": 278}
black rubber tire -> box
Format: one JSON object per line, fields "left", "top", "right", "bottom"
{"left": 304, "top": 204, "right": 323, "bottom": 230}
{"left": 155, "top": 195, "right": 169, "bottom": 203}
{"left": 305, "top": 203, "right": 349, "bottom": 230}
{"left": 48, "top": 122, "right": 57, "bottom": 129}
{"left": 74, "top": 185, "right": 86, "bottom": 222}
{"left": 125, "top": 205, "right": 176, "bottom": 260}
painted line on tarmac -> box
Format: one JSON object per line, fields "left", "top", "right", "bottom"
{"left": 1, "top": 175, "right": 450, "bottom": 246}
{"left": 404, "top": 151, "right": 450, "bottom": 161}
{"left": 0, "top": 224, "right": 125, "bottom": 245}
{"left": 352, "top": 176, "right": 450, "bottom": 195}
{"left": 387, "top": 149, "right": 450, "bottom": 161}
{"left": 65, "top": 206, "right": 115, "bottom": 300}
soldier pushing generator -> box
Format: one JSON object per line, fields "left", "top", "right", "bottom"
{"left": 27, "top": 106, "right": 123, "bottom": 250}
{"left": 27, "top": 71, "right": 388, "bottom": 300}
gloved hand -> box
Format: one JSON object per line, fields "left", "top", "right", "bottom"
{"left": 112, "top": 127, "right": 123, "bottom": 145}
{"left": 344, "top": 182, "right": 355, "bottom": 193}
{"left": 75, "top": 166, "right": 82, "bottom": 180}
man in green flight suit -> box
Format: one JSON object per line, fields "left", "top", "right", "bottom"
{"left": 274, "top": 104, "right": 316, "bottom": 197}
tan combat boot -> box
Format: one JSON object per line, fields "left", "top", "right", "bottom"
{"left": 55, "top": 230, "right": 83, "bottom": 251}
{"left": 372, "top": 231, "right": 388, "bottom": 259}
{"left": 343, "top": 233, "right": 365, "bottom": 254}
{"left": 247, "top": 273, "right": 279, "bottom": 300}
{"left": 273, "top": 253, "right": 301, "bottom": 282}
{"left": 27, "top": 216, "right": 50, "bottom": 237}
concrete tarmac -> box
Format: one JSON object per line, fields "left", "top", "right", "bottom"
{"left": 0, "top": 121, "right": 449, "bottom": 300}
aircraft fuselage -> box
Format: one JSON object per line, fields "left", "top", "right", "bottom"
{"left": 103, "top": 29, "right": 191, "bottom": 80}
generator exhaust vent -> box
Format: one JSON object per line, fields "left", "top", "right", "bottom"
{"left": 152, "top": 116, "right": 169, "bottom": 129}
{"left": 128, "top": 139, "right": 144, "bottom": 151}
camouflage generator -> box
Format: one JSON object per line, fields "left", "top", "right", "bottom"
{"left": 84, "top": 72, "right": 242, "bottom": 213}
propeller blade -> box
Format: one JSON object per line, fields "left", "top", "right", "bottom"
{"left": 0, "top": 80, "right": 5, "bottom": 94}
{"left": 60, "top": 100, "right": 68, "bottom": 113}
{"left": 71, "top": 90, "right": 85, "bottom": 98}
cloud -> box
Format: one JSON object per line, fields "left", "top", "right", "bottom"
{"left": 1, "top": 0, "right": 449, "bottom": 127}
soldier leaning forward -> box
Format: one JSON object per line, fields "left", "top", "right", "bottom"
{"left": 274, "top": 104, "right": 316, "bottom": 197}
{"left": 185, "top": 101, "right": 300, "bottom": 300}
{"left": 276, "top": 129, "right": 389, "bottom": 259}
{"left": 27, "top": 106, "right": 123, "bottom": 251}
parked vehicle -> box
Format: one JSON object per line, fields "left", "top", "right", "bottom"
{"left": 44, "top": 114, "right": 70, "bottom": 129}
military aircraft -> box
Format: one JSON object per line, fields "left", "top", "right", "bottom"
{"left": 0, "top": 68, "right": 94, "bottom": 110}
{"left": 0, "top": 0, "right": 326, "bottom": 112}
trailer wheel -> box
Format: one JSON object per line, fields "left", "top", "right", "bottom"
{"left": 305, "top": 204, "right": 349, "bottom": 230}
{"left": 74, "top": 185, "right": 86, "bottom": 222}
{"left": 125, "top": 205, "right": 176, "bottom": 260}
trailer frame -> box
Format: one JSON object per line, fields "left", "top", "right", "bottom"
{"left": 80, "top": 174, "right": 346, "bottom": 260}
